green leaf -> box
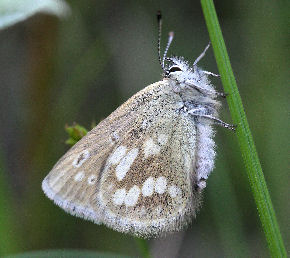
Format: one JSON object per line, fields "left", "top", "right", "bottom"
{"left": 200, "top": 0, "right": 287, "bottom": 257}
{"left": 65, "top": 123, "right": 88, "bottom": 146}
{"left": 0, "top": 0, "right": 70, "bottom": 30}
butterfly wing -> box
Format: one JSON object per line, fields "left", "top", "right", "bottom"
{"left": 42, "top": 80, "right": 201, "bottom": 237}
{"left": 42, "top": 87, "right": 138, "bottom": 223}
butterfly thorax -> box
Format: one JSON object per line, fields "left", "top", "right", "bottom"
{"left": 164, "top": 57, "right": 221, "bottom": 119}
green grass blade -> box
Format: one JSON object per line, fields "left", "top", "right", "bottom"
{"left": 200, "top": 0, "right": 287, "bottom": 257}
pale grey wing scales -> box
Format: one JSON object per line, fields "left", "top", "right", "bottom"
{"left": 42, "top": 80, "right": 200, "bottom": 237}
{"left": 42, "top": 96, "right": 138, "bottom": 223}
{"left": 42, "top": 81, "right": 168, "bottom": 224}
{"left": 42, "top": 132, "right": 112, "bottom": 223}
{"left": 97, "top": 94, "right": 201, "bottom": 237}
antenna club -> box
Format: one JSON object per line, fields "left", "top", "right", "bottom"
{"left": 169, "top": 31, "right": 174, "bottom": 37}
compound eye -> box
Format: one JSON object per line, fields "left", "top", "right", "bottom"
{"left": 168, "top": 66, "right": 182, "bottom": 73}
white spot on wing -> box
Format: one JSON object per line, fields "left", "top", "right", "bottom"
{"left": 109, "top": 146, "right": 127, "bottom": 165}
{"left": 155, "top": 176, "right": 167, "bottom": 194}
{"left": 115, "top": 148, "right": 139, "bottom": 181}
{"left": 157, "top": 134, "right": 168, "bottom": 145}
{"left": 72, "top": 150, "right": 90, "bottom": 168}
{"left": 112, "top": 188, "right": 126, "bottom": 205}
{"left": 74, "top": 171, "right": 84, "bottom": 182}
{"left": 142, "top": 177, "right": 155, "bottom": 196}
{"left": 124, "top": 185, "right": 140, "bottom": 207}
{"left": 143, "top": 138, "right": 160, "bottom": 158}
{"left": 168, "top": 185, "right": 181, "bottom": 198}
{"left": 87, "top": 174, "right": 97, "bottom": 185}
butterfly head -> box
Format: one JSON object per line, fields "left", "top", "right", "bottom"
{"left": 163, "top": 56, "right": 194, "bottom": 80}
{"left": 157, "top": 12, "right": 203, "bottom": 86}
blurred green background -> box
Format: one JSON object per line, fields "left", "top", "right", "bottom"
{"left": 0, "top": 0, "right": 288, "bottom": 257}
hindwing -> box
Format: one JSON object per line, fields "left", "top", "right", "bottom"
{"left": 42, "top": 80, "right": 202, "bottom": 237}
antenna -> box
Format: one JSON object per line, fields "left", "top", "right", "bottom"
{"left": 162, "top": 31, "right": 174, "bottom": 67}
{"left": 193, "top": 42, "right": 211, "bottom": 66}
{"left": 157, "top": 11, "right": 165, "bottom": 72}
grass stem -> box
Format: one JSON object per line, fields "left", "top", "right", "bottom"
{"left": 200, "top": 0, "right": 287, "bottom": 256}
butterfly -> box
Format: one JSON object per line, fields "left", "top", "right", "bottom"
{"left": 42, "top": 11, "right": 234, "bottom": 238}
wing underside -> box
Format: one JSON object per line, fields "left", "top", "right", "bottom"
{"left": 42, "top": 81, "right": 202, "bottom": 237}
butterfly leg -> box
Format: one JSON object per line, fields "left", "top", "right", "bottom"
{"left": 200, "top": 114, "right": 236, "bottom": 130}
{"left": 188, "top": 109, "right": 236, "bottom": 131}
{"left": 203, "top": 70, "right": 220, "bottom": 77}
{"left": 192, "top": 42, "right": 222, "bottom": 81}
{"left": 191, "top": 43, "right": 228, "bottom": 97}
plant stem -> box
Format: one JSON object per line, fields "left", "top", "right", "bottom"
{"left": 200, "top": 0, "right": 286, "bottom": 257}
